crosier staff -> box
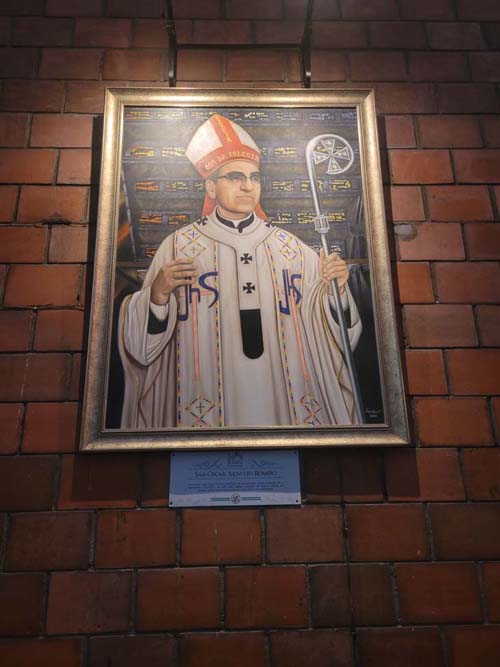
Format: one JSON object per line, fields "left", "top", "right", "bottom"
{"left": 305, "top": 134, "right": 364, "bottom": 424}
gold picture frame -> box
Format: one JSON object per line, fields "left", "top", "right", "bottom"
{"left": 81, "top": 87, "right": 409, "bottom": 451}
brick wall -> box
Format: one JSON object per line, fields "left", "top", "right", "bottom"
{"left": 1, "top": 0, "right": 500, "bottom": 665}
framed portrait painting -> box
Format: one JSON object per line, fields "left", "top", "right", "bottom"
{"left": 81, "top": 88, "right": 409, "bottom": 451}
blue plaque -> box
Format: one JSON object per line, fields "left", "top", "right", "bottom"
{"left": 169, "top": 450, "right": 300, "bottom": 507}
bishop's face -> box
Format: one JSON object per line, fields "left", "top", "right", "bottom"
{"left": 205, "top": 159, "right": 261, "bottom": 220}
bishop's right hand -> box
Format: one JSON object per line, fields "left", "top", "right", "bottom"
{"left": 150, "top": 258, "right": 197, "bottom": 305}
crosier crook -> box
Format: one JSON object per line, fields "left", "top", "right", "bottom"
{"left": 305, "top": 134, "right": 364, "bottom": 424}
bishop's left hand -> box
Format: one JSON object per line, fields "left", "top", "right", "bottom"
{"left": 319, "top": 248, "right": 349, "bottom": 295}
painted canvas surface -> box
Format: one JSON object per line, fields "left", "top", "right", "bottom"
{"left": 104, "top": 106, "right": 384, "bottom": 431}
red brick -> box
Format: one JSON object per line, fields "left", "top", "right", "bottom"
{"left": 385, "top": 448, "right": 465, "bottom": 501}
{"left": 397, "top": 563, "right": 481, "bottom": 623}
{"left": 180, "top": 633, "right": 266, "bottom": 667}
{"left": 470, "top": 53, "right": 500, "bottom": 82}
{"left": 107, "top": 0, "right": 164, "bottom": 18}
{"left": 23, "top": 402, "right": 78, "bottom": 452}
{"left": 65, "top": 82, "right": 106, "bottom": 113}
{"left": 428, "top": 22, "right": 484, "bottom": 50}
{"left": 58, "top": 454, "right": 140, "bottom": 509}
{"left": 181, "top": 509, "right": 260, "bottom": 565}
{"left": 493, "top": 398, "right": 500, "bottom": 442}
{"left": 226, "top": 0, "right": 281, "bottom": 19}
{"left": 0, "top": 0, "right": 45, "bottom": 15}
{"left": 226, "top": 565, "right": 306, "bottom": 628}
{"left": 387, "top": 186, "right": 425, "bottom": 221}
{"left": 482, "top": 116, "right": 500, "bottom": 147}
{"left": 95, "top": 509, "right": 175, "bottom": 568}
{"left": 347, "top": 504, "right": 428, "bottom": 561}
{"left": 0, "top": 226, "right": 47, "bottom": 263}
{"left": 340, "top": 450, "right": 385, "bottom": 502}
{"left": 465, "top": 224, "right": 500, "bottom": 259}
{"left": 405, "top": 349, "right": 448, "bottom": 395}
{"left": 400, "top": 0, "right": 453, "bottom": 19}
{"left": 436, "top": 262, "right": 500, "bottom": 303}
{"left": 463, "top": 449, "right": 500, "bottom": 500}
{"left": 0, "top": 16, "right": 12, "bottom": 43}
{"left": 89, "top": 636, "right": 176, "bottom": 667}
{"left": 0, "top": 186, "right": 18, "bottom": 221}
{"left": 226, "top": 50, "right": 286, "bottom": 81}
{"left": 383, "top": 116, "right": 415, "bottom": 148}
{"left": 176, "top": 49, "right": 224, "bottom": 81}
{"left": 484, "top": 22, "right": 500, "bottom": 47}
{"left": 410, "top": 52, "right": 469, "bottom": 82}
{"left": 133, "top": 18, "right": 169, "bottom": 47}
{"left": 313, "top": 21, "right": 366, "bottom": 48}
{"left": 137, "top": 568, "right": 219, "bottom": 630}
{"left": 5, "top": 265, "right": 82, "bottom": 307}
{"left": 0, "top": 48, "right": 38, "bottom": 78}
{"left": 430, "top": 503, "right": 500, "bottom": 559}
{"left": 57, "top": 149, "right": 92, "bottom": 185}
{"left": 495, "top": 185, "right": 500, "bottom": 212}
{"left": 6, "top": 511, "right": 90, "bottom": 571}
{"left": 350, "top": 564, "right": 395, "bottom": 625}
{"left": 0, "top": 639, "right": 82, "bottom": 667}
{"left": 46, "top": 0, "right": 102, "bottom": 15}
{"left": 0, "top": 574, "right": 44, "bottom": 636}
{"left": 0, "top": 403, "right": 22, "bottom": 453}
{"left": 377, "top": 83, "right": 439, "bottom": 114}
{"left": 74, "top": 18, "right": 131, "bottom": 47}
{"left": 446, "top": 627, "right": 500, "bottom": 667}
{"left": 34, "top": 309, "right": 84, "bottom": 351}
{"left": 18, "top": 186, "right": 87, "bottom": 224}
{"left": 449, "top": 349, "right": 500, "bottom": 395}
{"left": 69, "top": 351, "right": 82, "bottom": 400}
{"left": 0, "top": 456, "right": 57, "bottom": 511}
{"left": 370, "top": 21, "right": 426, "bottom": 48}
{"left": 428, "top": 185, "right": 492, "bottom": 221}
{"left": 0, "top": 149, "right": 56, "bottom": 184}
{"left": 310, "top": 51, "right": 346, "bottom": 82}
{"left": 350, "top": 52, "right": 406, "bottom": 82}
{"left": 49, "top": 226, "right": 89, "bottom": 262}
{"left": 398, "top": 223, "right": 464, "bottom": 261}
{"left": 390, "top": 150, "right": 453, "bottom": 184}
{"left": 438, "top": 84, "right": 499, "bottom": 113}
{"left": 193, "top": 19, "right": 252, "bottom": 44}
{"left": 341, "top": 0, "right": 397, "bottom": 19}
{"left": 0, "top": 353, "right": 69, "bottom": 402}
{"left": 416, "top": 397, "right": 493, "bottom": 445}
{"left": 0, "top": 310, "right": 32, "bottom": 351}
{"left": 31, "top": 115, "right": 93, "bottom": 148}
{"left": 483, "top": 563, "right": 500, "bottom": 621}
{"left": 419, "top": 116, "right": 482, "bottom": 149}
{"left": 171, "top": 0, "right": 220, "bottom": 19}
{"left": 404, "top": 304, "right": 477, "bottom": 347}
{"left": 357, "top": 628, "right": 445, "bottom": 667}
{"left": 47, "top": 571, "right": 130, "bottom": 634}
{"left": 40, "top": 49, "right": 101, "bottom": 79}
{"left": 0, "top": 114, "right": 29, "bottom": 147}
{"left": 0, "top": 81, "right": 65, "bottom": 112}
{"left": 270, "top": 630, "right": 353, "bottom": 667}
{"left": 309, "top": 564, "right": 350, "bottom": 626}
{"left": 266, "top": 506, "right": 343, "bottom": 563}
{"left": 302, "top": 450, "right": 341, "bottom": 503}
{"left": 477, "top": 305, "right": 500, "bottom": 345}
{"left": 454, "top": 149, "right": 500, "bottom": 183}
{"left": 396, "top": 263, "right": 434, "bottom": 304}
{"left": 12, "top": 17, "right": 72, "bottom": 46}
{"left": 103, "top": 50, "right": 162, "bottom": 80}
{"left": 141, "top": 453, "right": 170, "bottom": 507}
{"left": 459, "top": 0, "right": 500, "bottom": 19}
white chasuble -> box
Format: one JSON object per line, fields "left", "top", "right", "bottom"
{"left": 119, "top": 212, "right": 362, "bottom": 429}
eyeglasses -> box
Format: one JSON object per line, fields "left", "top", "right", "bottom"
{"left": 214, "top": 171, "right": 261, "bottom": 185}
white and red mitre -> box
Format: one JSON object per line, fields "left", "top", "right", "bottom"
{"left": 185, "top": 113, "right": 267, "bottom": 219}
